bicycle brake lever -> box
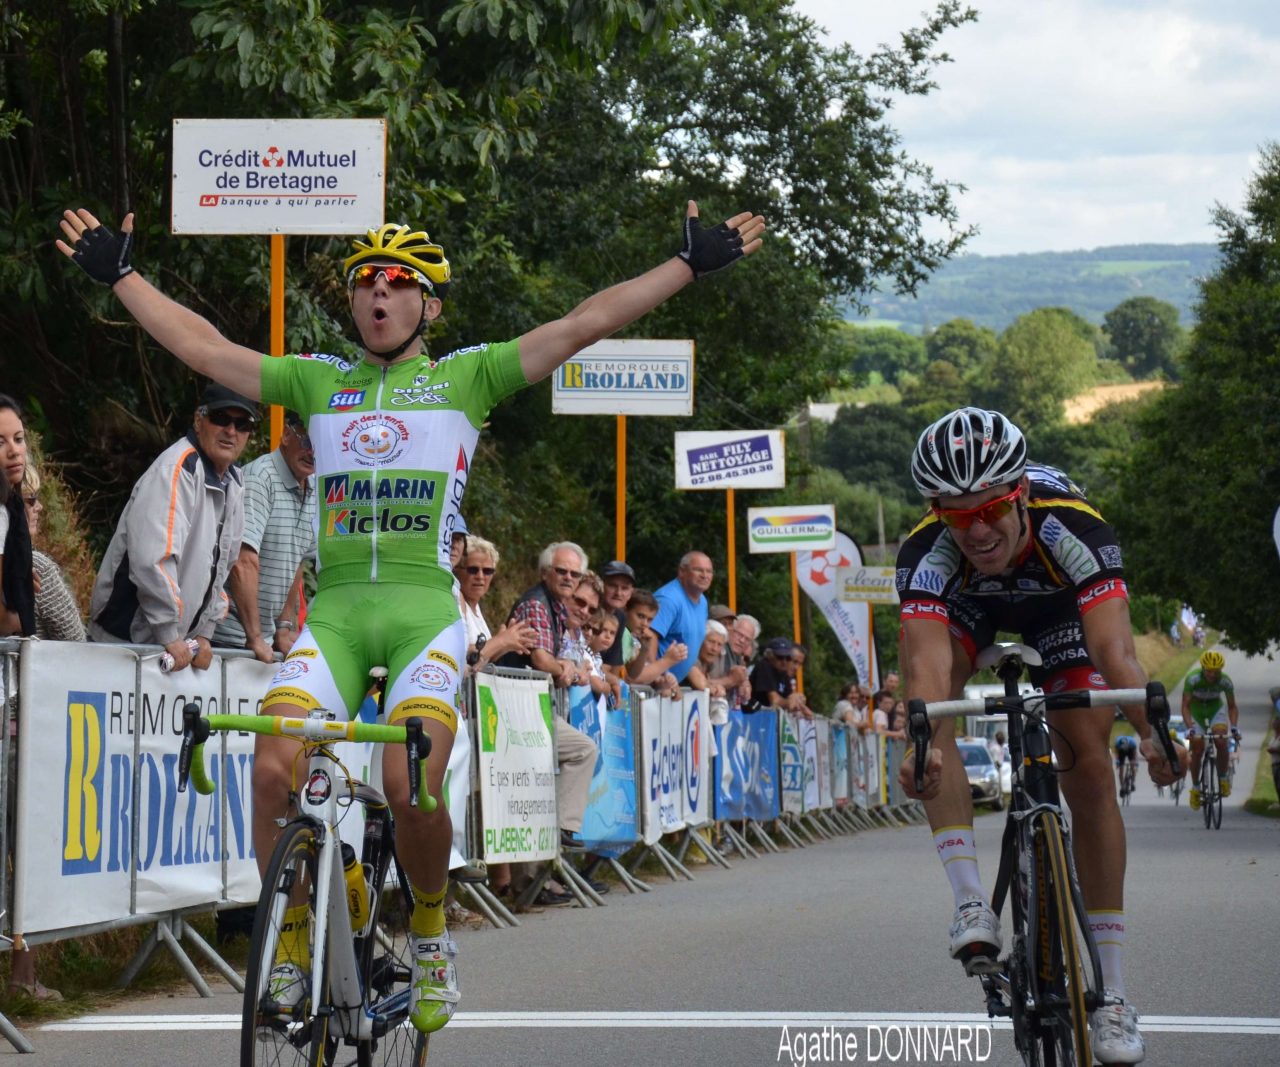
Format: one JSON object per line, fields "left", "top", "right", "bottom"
{"left": 403, "top": 717, "right": 438, "bottom": 813}
{"left": 1145, "top": 681, "right": 1180, "bottom": 768}
{"left": 466, "top": 634, "right": 487, "bottom": 668}
{"left": 177, "top": 702, "right": 210, "bottom": 793}
{"left": 907, "top": 698, "right": 931, "bottom": 793}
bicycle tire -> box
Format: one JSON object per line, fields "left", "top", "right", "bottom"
{"left": 356, "top": 813, "right": 429, "bottom": 1067}
{"left": 1033, "top": 815, "right": 1091, "bottom": 1067}
{"left": 242, "top": 819, "right": 335, "bottom": 1067}
{"left": 1201, "top": 753, "right": 1216, "bottom": 830}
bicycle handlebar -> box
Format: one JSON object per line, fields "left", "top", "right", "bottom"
{"left": 908, "top": 682, "right": 1182, "bottom": 793}
{"left": 177, "top": 704, "right": 437, "bottom": 813}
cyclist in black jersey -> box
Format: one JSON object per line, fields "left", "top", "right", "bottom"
{"left": 1113, "top": 735, "right": 1138, "bottom": 796}
{"left": 895, "top": 407, "right": 1184, "bottom": 1065}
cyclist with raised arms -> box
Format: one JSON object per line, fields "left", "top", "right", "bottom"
{"left": 56, "top": 201, "right": 764, "bottom": 1034}
{"left": 1180, "top": 649, "right": 1239, "bottom": 810}
{"left": 894, "top": 407, "right": 1183, "bottom": 1065}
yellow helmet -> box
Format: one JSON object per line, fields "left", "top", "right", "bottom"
{"left": 343, "top": 224, "right": 451, "bottom": 293}
{"left": 1200, "top": 650, "right": 1225, "bottom": 671}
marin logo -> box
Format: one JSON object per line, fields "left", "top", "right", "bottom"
{"left": 329, "top": 389, "right": 365, "bottom": 408}
{"left": 341, "top": 414, "right": 410, "bottom": 467}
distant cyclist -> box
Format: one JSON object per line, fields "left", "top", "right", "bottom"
{"left": 895, "top": 407, "right": 1183, "bottom": 1064}
{"left": 57, "top": 200, "right": 764, "bottom": 1033}
{"left": 1113, "top": 735, "right": 1138, "bottom": 796}
{"left": 1181, "top": 650, "right": 1240, "bottom": 809}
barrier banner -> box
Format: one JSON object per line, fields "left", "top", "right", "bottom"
{"left": 830, "top": 723, "right": 851, "bottom": 807}
{"left": 567, "top": 685, "right": 638, "bottom": 856}
{"left": 883, "top": 737, "right": 907, "bottom": 807}
{"left": 474, "top": 673, "right": 557, "bottom": 863}
{"left": 741, "top": 710, "right": 781, "bottom": 821}
{"left": 712, "top": 722, "right": 745, "bottom": 821}
{"left": 867, "top": 734, "right": 887, "bottom": 806}
{"left": 814, "top": 717, "right": 832, "bottom": 810}
{"left": 682, "top": 689, "right": 712, "bottom": 828}
{"left": 779, "top": 713, "right": 804, "bottom": 815}
{"left": 639, "top": 694, "right": 663, "bottom": 844}
{"left": 851, "top": 732, "right": 870, "bottom": 810}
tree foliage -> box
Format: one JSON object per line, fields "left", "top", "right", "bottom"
{"left": 924, "top": 317, "right": 996, "bottom": 375}
{"left": 979, "top": 307, "right": 1099, "bottom": 425}
{"left": 844, "top": 325, "right": 927, "bottom": 384}
{"left": 1110, "top": 142, "right": 1280, "bottom": 655}
{"left": 818, "top": 402, "right": 920, "bottom": 503}
{"left": 1102, "top": 295, "right": 1185, "bottom": 380}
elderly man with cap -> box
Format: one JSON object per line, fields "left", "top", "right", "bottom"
{"left": 599, "top": 560, "right": 636, "bottom": 676}
{"left": 749, "top": 636, "right": 811, "bottom": 716}
{"left": 89, "top": 381, "right": 253, "bottom": 672}
{"left": 214, "top": 410, "right": 316, "bottom": 663}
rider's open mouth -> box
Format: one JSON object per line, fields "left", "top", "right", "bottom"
{"left": 373, "top": 307, "right": 388, "bottom": 322}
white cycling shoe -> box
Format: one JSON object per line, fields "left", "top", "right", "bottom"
{"left": 265, "top": 961, "right": 309, "bottom": 1014}
{"left": 948, "top": 895, "right": 1002, "bottom": 975}
{"left": 1090, "top": 990, "right": 1146, "bottom": 1064}
{"left": 410, "top": 931, "right": 460, "bottom": 1034}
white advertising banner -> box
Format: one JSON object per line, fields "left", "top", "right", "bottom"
{"left": 830, "top": 724, "right": 851, "bottom": 806}
{"left": 674, "top": 430, "right": 786, "bottom": 491}
{"left": 551, "top": 339, "right": 694, "bottom": 416}
{"left": 640, "top": 690, "right": 711, "bottom": 837}
{"left": 838, "top": 565, "right": 899, "bottom": 605}
{"left": 640, "top": 695, "right": 664, "bottom": 845}
{"left": 682, "top": 689, "right": 712, "bottom": 828}
{"left": 474, "top": 674, "right": 557, "bottom": 863}
{"left": 747, "top": 504, "right": 836, "bottom": 554}
{"left": 798, "top": 532, "right": 879, "bottom": 690}
{"left": 814, "top": 717, "right": 831, "bottom": 810}
{"left": 779, "top": 713, "right": 804, "bottom": 816}
{"left": 171, "top": 118, "right": 386, "bottom": 235}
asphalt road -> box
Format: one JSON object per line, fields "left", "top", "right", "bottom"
{"left": 18, "top": 647, "right": 1280, "bottom": 1067}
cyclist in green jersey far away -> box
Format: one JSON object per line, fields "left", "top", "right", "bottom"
{"left": 57, "top": 200, "right": 764, "bottom": 1034}
{"left": 1180, "top": 649, "right": 1240, "bottom": 810}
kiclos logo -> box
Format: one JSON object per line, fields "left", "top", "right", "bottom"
{"left": 685, "top": 699, "right": 702, "bottom": 810}
{"left": 64, "top": 691, "right": 106, "bottom": 874}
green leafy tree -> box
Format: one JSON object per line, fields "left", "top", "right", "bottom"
{"left": 924, "top": 317, "right": 996, "bottom": 375}
{"left": 900, "top": 359, "right": 969, "bottom": 420}
{"left": 845, "top": 326, "right": 928, "bottom": 384}
{"left": 1110, "top": 143, "right": 1280, "bottom": 655}
{"left": 1102, "top": 296, "right": 1186, "bottom": 379}
{"left": 819, "top": 403, "right": 921, "bottom": 501}
{"left": 980, "top": 308, "right": 1099, "bottom": 425}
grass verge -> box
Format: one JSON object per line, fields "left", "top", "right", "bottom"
{"left": 1243, "top": 733, "right": 1280, "bottom": 818}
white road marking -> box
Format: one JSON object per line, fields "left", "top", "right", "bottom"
{"left": 40, "top": 1010, "right": 1280, "bottom": 1035}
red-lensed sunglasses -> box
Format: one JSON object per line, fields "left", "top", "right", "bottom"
{"left": 347, "top": 264, "right": 433, "bottom": 291}
{"left": 931, "top": 483, "right": 1024, "bottom": 529}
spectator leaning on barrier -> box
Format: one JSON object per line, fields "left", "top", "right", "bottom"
{"left": 652, "top": 550, "right": 713, "bottom": 685}
{"left": 453, "top": 534, "right": 535, "bottom": 670}
{"left": 882, "top": 670, "right": 901, "bottom": 699}
{"left": 500, "top": 540, "right": 586, "bottom": 685}
{"left": 733, "top": 612, "right": 761, "bottom": 664}
{"left": 789, "top": 642, "right": 815, "bottom": 718}
{"left": 214, "top": 410, "right": 316, "bottom": 663}
{"left": 749, "top": 636, "right": 796, "bottom": 711}
{"left": 0, "top": 395, "right": 35, "bottom": 638}
{"left": 556, "top": 571, "right": 603, "bottom": 686}
{"left": 598, "top": 560, "right": 635, "bottom": 675}
{"left": 22, "top": 466, "right": 85, "bottom": 642}
{"left": 584, "top": 608, "right": 623, "bottom": 705}
{"left": 833, "top": 682, "right": 869, "bottom": 734}
{"left": 871, "top": 690, "right": 897, "bottom": 735}
{"left": 621, "top": 588, "right": 684, "bottom": 694}
{"left": 88, "top": 382, "right": 252, "bottom": 672}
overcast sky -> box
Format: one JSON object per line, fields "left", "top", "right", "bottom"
{"left": 791, "top": 1, "right": 1278, "bottom": 255}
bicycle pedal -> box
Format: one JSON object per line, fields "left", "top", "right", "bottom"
{"left": 958, "top": 944, "right": 1002, "bottom": 977}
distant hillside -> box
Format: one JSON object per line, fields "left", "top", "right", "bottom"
{"left": 860, "top": 243, "right": 1219, "bottom": 334}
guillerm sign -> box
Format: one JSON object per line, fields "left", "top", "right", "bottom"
{"left": 171, "top": 118, "right": 386, "bottom": 234}
{"left": 747, "top": 504, "right": 836, "bottom": 553}
{"left": 552, "top": 339, "right": 694, "bottom": 416}
{"left": 674, "top": 430, "right": 785, "bottom": 490}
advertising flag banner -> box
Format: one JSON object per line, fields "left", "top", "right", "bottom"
{"left": 674, "top": 430, "right": 786, "bottom": 490}
{"left": 567, "top": 686, "right": 639, "bottom": 856}
{"left": 475, "top": 675, "right": 557, "bottom": 863}
{"left": 838, "top": 565, "right": 900, "bottom": 604}
{"left": 747, "top": 505, "right": 836, "bottom": 553}
{"left": 171, "top": 118, "right": 386, "bottom": 235}
{"left": 552, "top": 339, "right": 694, "bottom": 416}
{"left": 797, "top": 531, "right": 879, "bottom": 690}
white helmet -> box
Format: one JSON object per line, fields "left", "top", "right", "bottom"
{"left": 911, "top": 407, "right": 1027, "bottom": 498}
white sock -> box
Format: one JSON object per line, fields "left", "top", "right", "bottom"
{"left": 934, "top": 825, "right": 984, "bottom": 906}
{"left": 1088, "top": 910, "right": 1126, "bottom": 997}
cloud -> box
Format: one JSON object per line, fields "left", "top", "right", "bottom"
{"left": 791, "top": 0, "right": 1278, "bottom": 252}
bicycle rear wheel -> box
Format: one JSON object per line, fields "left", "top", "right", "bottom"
{"left": 243, "top": 820, "right": 334, "bottom": 1067}
{"left": 1201, "top": 754, "right": 1217, "bottom": 830}
{"left": 356, "top": 814, "right": 430, "bottom": 1067}
{"left": 1031, "top": 815, "right": 1091, "bottom": 1067}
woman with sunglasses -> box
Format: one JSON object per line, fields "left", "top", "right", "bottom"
{"left": 452, "top": 534, "right": 535, "bottom": 669}
{"left": 894, "top": 406, "right": 1184, "bottom": 1066}
{"left": 0, "top": 394, "right": 35, "bottom": 640}
{"left": 57, "top": 197, "right": 763, "bottom": 1035}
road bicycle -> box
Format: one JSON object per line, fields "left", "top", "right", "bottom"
{"left": 908, "top": 643, "right": 1180, "bottom": 1067}
{"left": 1118, "top": 759, "right": 1136, "bottom": 807}
{"left": 1190, "top": 729, "right": 1231, "bottom": 830}
{"left": 177, "top": 672, "right": 438, "bottom": 1067}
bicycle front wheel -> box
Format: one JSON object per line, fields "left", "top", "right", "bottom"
{"left": 1032, "top": 815, "right": 1091, "bottom": 1067}
{"left": 356, "top": 817, "right": 429, "bottom": 1067}
{"left": 1201, "top": 755, "right": 1217, "bottom": 830}
{"left": 243, "top": 819, "right": 334, "bottom": 1067}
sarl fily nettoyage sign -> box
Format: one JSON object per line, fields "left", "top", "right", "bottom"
{"left": 674, "top": 430, "right": 786, "bottom": 490}
{"left": 171, "top": 118, "right": 386, "bottom": 235}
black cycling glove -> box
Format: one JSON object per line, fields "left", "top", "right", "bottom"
{"left": 677, "top": 214, "right": 744, "bottom": 279}
{"left": 71, "top": 222, "right": 135, "bottom": 287}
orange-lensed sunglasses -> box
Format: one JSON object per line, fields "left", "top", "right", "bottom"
{"left": 931, "top": 483, "right": 1023, "bottom": 529}
{"left": 347, "top": 264, "right": 432, "bottom": 291}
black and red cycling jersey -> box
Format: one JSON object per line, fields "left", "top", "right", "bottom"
{"left": 895, "top": 464, "right": 1130, "bottom": 691}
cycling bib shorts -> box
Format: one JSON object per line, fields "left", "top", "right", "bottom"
{"left": 263, "top": 583, "right": 465, "bottom": 731}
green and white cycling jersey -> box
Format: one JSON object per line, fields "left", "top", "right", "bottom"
{"left": 260, "top": 342, "right": 526, "bottom": 593}
{"left": 1183, "top": 667, "right": 1235, "bottom": 726}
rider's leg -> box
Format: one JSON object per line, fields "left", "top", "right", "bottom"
{"left": 1188, "top": 733, "right": 1205, "bottom": 781}
{"left": 1050, "top": 704, "right": 1128, "bottom": 994}
{"left": 1211, "top": 728, "right": 1230, "bottom": 777}
{"left": 252, "top": 729, "right": 304, "bottom": 880}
